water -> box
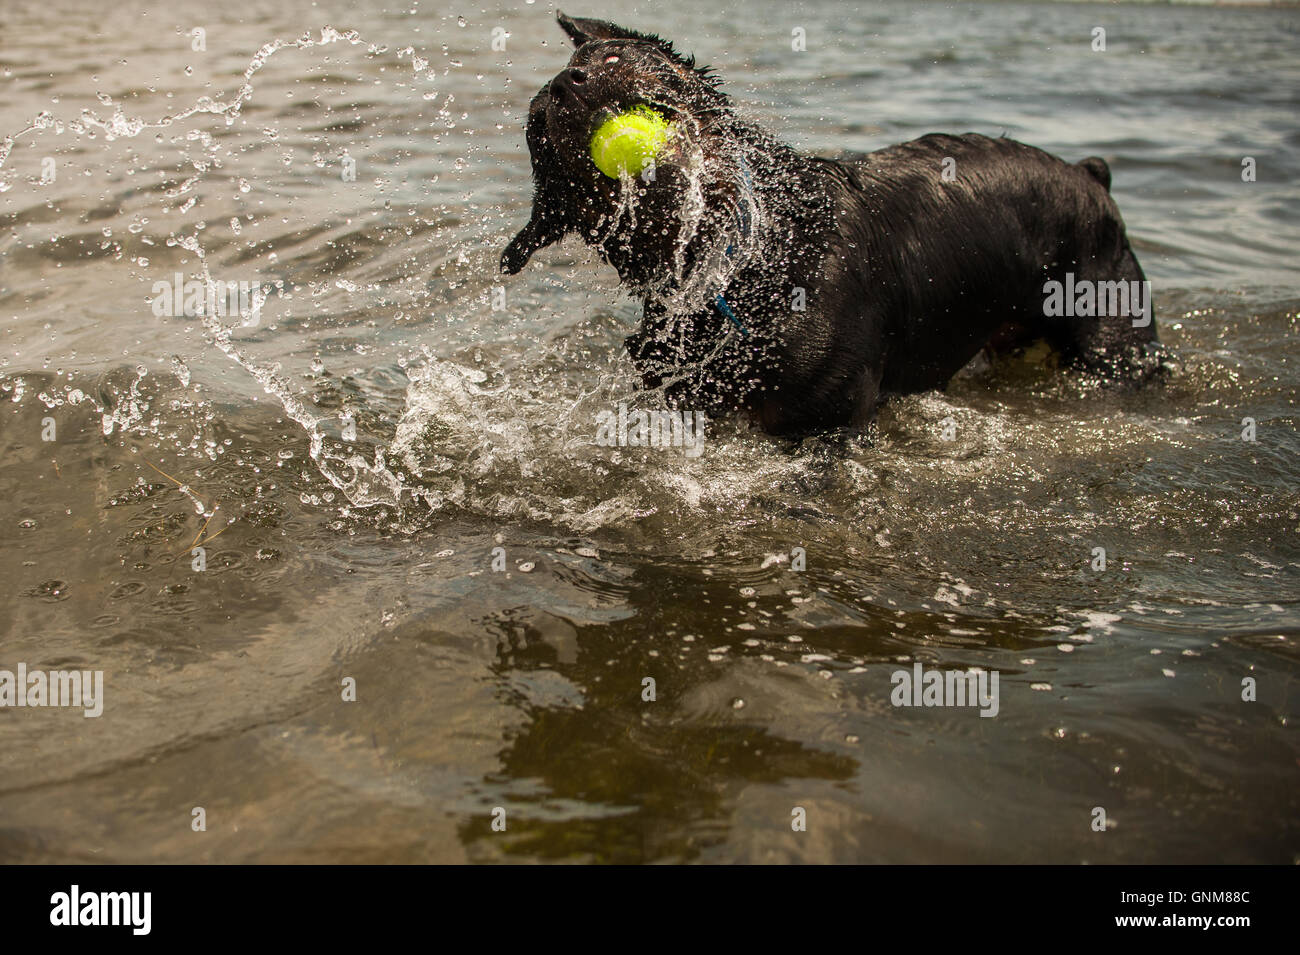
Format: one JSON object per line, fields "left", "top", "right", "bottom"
{"left": 0, "top": 0, "right": 1297, "bottom": 863}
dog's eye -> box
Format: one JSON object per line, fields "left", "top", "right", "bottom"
{"left": 603, "top": 54, "right": 620, "bottom": 64}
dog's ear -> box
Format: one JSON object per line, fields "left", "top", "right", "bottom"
{"left": 557, "top": 12, "right": 666, "bottom": 49}
{"left": 501, "top": 92, "right": 573, "bottom": 275}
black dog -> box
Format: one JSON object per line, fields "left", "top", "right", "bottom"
{"left": 503, "top": 13, "right": 1164, "bottom": 436}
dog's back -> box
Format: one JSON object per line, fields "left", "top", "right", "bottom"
{"left": 820, "top": 133, "right": 1157, "bottom": 396}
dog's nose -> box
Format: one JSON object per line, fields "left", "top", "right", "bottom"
{"left": 551, "top": 67, "right": 589, "bottom": 103}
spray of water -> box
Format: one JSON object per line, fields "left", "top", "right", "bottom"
{"left": 0, "top": 27, "right": 467, "bottom": 515}
{"left": 0, "top": 23, "right": 800, "bottom": 534}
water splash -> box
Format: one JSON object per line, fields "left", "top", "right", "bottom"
{"left": 0, "top": 29, "right": 369, "bottom": 175}
{"left": 0, "top": 26, "right": 459, "bottom": 514}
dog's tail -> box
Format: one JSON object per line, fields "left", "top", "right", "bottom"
{"left": 1077, "top": 156, "right": 1112, "bottom": 191}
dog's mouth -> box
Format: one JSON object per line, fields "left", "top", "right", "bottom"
{"left": 582, "top": 103, "right": 675, "bottom": 138}
{"left": 551, "top": 94, "right": 673, "bottom": 131}
{"left": 544, "top": 68, "right": 688, "bottom": 162}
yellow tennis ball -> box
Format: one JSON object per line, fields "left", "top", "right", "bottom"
{"left": 589, "top": 107, "right": 674, "bottom": 179}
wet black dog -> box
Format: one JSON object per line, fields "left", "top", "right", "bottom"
{"left": 503, "top": 13, "right": 1164, "bottom": 436}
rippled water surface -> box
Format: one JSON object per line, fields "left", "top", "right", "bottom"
{"left": 1, "top": 0, "right": 1297, "bottom": 863}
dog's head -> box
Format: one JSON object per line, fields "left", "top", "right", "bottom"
{"left": 500, "top": 12, "right": 730, "bottom": 276}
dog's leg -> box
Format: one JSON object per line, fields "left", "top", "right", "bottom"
{"left": 753, "top": 361, "right": 883, "bottom": 438}
{"left": 846, "top": 364, "right": 884, "bottom": 433}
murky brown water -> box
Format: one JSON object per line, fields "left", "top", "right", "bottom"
{"left": 1, "top": 0, "right": 1297, "bottom": 862}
